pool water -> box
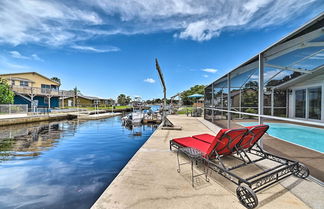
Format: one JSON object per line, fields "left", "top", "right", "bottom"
{"left": 238, "top": 122, "right": 324, "bottom": 153}
{"left": 0, "top": 117, "right": 156, "bottom": 209}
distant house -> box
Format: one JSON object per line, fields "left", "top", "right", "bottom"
{"left": 193, "top": 98, "right": 204, "bottom": 107}
{"left": 63, "top": 95, "right": 111, "bottom": 107}
{"left": 0, "top": 72, "right": 60, "bottom": 108}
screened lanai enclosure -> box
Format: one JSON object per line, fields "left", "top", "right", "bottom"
{"left": 204, "top": 13, "right": 324, "bottom": 128}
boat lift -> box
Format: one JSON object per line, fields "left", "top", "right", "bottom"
{"left": 155, "top": 59, "right": 182, "bottom": 130}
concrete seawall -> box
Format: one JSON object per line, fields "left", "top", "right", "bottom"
{"left": 91, "top": 115, "right": 324, "bottom": 209}
{"left": 0, "top": 114, "right": 77, "bottom": 126}
{"left": 78, "top": 113, "right": 122, "bottom": 120}
{"left": 0, "top": 111, "right": 123, "bottom": 126}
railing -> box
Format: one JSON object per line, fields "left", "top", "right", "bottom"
{"left": 11, "top": 85, "right": 60, "bottom": 96}
{"left": 60, "top": 90, "right": 75, "bottom": 97}
{"left": 0, "top": 104, "right": 28, "bottom": 115}
{"left": 28, "top": 108, "right": 50, "bottom": 115}
{"left": 205, "top": 107, "right": 324, "bottom": 127}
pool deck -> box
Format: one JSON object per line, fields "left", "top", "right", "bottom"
{"left": 91, "top": 115, "right": 324, "bottom": 209}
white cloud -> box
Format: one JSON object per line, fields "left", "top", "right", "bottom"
{"left": 0, "top": 0, "right": 319, "bottom": 45}
{"left": 203, "top": 74, "right": 209, "bottom": 78}
{"left": 202, "top": 68, "right": 217, "bottom": 73}
{"left": 71, "top": 45, "right": 120, "bottom": 53}
{"left": 144, "top": 78, "right": 156, "bottom": 83}
{"left": 31, "top": 54, "right": 43, "bottom": 61}
{"left": 0, "top": 0, "right": 102, "bottom": 46}
{"left": 9, "top": 51, "right": 29, "bottom": 59}
{"left": 250, "top": 69, "right": 292, "bottom": 82}
{"left": 0, "top": 55, "right": 31, "bottom": 70}
{"left": 9, "top": 51, "right": 43, "bottom": 61}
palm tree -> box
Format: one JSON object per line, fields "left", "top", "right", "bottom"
{"left": 51, "top": 77, "right": 61, "bottom": 85}
{"left": 73, "top": 87, "right": 81, "bottom": 107}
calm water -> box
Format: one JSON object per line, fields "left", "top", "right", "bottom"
{"left": 149, "top": 105, "right": 161, "bottom": 112}
{"left": 239, "top": 122, "right": 324, "bottom": 153}
{"left": 0, "top": 117, "right": 156, "bottom": 209}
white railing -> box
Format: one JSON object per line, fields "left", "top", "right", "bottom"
{"left": 28, "top": 108, "right": 50, "bottom": 115}
{"left": 11, "top": 85, "right": 60, "bottom": 96}
{"left": 205, "top": 107, "right": 324, "bottom": 127}
{"left": 0, "top": 104, "right": 28, "bottom": 115}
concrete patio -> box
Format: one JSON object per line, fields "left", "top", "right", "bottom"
{"left": 91, "top": 115, "right": 324, "bottom": 209}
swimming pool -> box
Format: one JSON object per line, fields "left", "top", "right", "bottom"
{"left": 238, "top": 122, "right": 324, "bottom": 153}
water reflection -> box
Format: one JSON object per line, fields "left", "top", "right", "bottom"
{"left": 0, "top": 117, "right": 156, "bottom": 209}
{"left": 0, "top": 121, "right": 78, "bottom": 161}
{"left": 123, "top": 123, "right": 157, "bottom": 137}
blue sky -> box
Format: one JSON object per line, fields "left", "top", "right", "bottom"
{"left": 0, "top": 0, "right": 323, "bottom": 100}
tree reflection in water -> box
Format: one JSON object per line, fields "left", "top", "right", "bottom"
{"left": 0, "top": 120, "right": 79, "bottom": 161}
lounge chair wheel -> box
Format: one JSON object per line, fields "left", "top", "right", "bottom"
{"left": 292, "top": 163, "right": 309, "bottom": 179}
{"left": 236, "top": 185, "right": 258, "bottom": 209}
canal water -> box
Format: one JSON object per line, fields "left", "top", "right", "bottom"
{"left": 0, "top": 116, "right": 157, "bottom": 209}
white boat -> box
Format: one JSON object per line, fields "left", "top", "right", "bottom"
{"left": 122, "top": 98, "right": 146, "bottom": 125}
{"left": 122, "top": 111, "right": 144, "bottom": 125}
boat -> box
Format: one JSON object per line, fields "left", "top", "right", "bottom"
{"left": 122, "top": 110, "right": 144, "bottom": 125}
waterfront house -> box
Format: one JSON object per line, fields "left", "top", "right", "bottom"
{"left": 63, "top": 95, "right": 111, "bottom": 107}
{"left": 0, "top": 72, "right": 61, "bottom": 109}
{"left": 204, "top": 14, "right": 324, "bottom": 126}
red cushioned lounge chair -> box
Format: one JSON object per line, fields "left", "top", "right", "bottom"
{"left": 170, "top": 124, "right": 310, "bottom": 209}
{"left": 191, "top": 125, "right": 269, "bottom": 150}
{"left": 170, "top": 128, "right": 248, "bottom": 187}
{"left": 170, "top": 128, "right": 248, "bottom": 159}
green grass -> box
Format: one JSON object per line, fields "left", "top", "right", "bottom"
{"left": 61, "top": 106, "right": 131, "bottom": 110}
{"left": 177, "top": 107, "right": 194, "bottom": 114}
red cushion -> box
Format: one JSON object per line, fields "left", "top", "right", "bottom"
{"left": 239, "top": 125, "right": 269, "bottom": 149}
{"left": 192, "top": 134, "right": 215, "bottom": 143}
{"left": 210, "top": 128, "right": 248, "bottom": 155}
{"left": 172, "top": 137, "right": 210, "bottom": 156}
{"left": 206, "top": 129, "right": 229, "bottom": 155}
{"left": 172, "top": 128, "right": 248, "bottom": 157}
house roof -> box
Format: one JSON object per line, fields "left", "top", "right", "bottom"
{"left": 79, "top": 95, "right": 101, "bottom": 100}
{"left": 274, "top": 65, "right": 324, "bottom": 89}
{"left": 65, "top": 94, "right": 107, "bottom": 101}
{"left": 0, "top": 72, "right": 60, "bottom": 86}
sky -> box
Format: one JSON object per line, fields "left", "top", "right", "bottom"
{"left": 0, "top": 0, "right": 323, "bottom": 100}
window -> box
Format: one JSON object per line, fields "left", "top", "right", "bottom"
{"left": 41, "top": 84, "right": 50, "bottom": 93}
{"left": 11, "top": 80, "right": 15, "bottom": 86}
{"left": 44, "top": 97, "right": 49, "bottom": 104}
{"left": 20, "top": 81, "right": 29, "bottom": 86}
{"left": 51, "top": 85, "right": 59, "bottom": 91}
{"left": 295, "top": 89, "right": 306, "bottom": 118}
{"left": 308, "top": 87, "right": 321, "bottom": 120}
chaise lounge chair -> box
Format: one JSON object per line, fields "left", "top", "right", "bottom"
{"left": 170, "top": 128, "right": 248, "bottom": 158}
{"left": 170, "top": 125, "right": 310, "bottom": 209}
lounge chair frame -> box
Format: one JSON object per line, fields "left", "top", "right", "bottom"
{"left": 170, "top": 127, "right": 309, "bottom": 209}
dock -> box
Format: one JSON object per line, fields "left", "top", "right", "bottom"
{"left": 78, "top": 112, "right": 122, "bottom": 120}
{"left": 142, "top": 118, "right": 162, "bottom": 124}
{"left": 91, "top": 115, "right": 323, "bottom": 209}
{"left": 0, "top": 110, "right": 122, "bottom": 126}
